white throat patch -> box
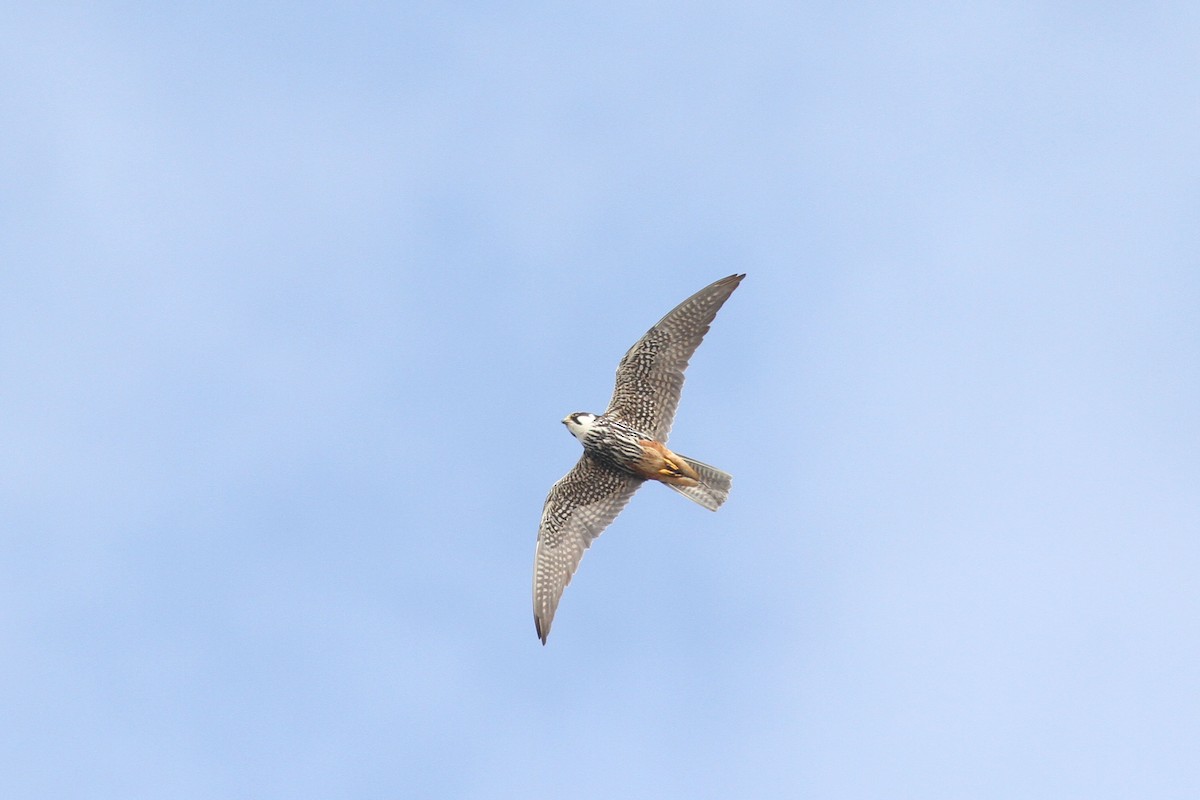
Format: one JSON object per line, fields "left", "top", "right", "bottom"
{"left": 563, "top": 412, "right": 597, "bottom": 443}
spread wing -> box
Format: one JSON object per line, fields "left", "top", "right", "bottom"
{"left": 604, "top": 273, "right": 744, "bottom": 442}
{"left": 532, "top": 453, "right": 642, "bottom": 644}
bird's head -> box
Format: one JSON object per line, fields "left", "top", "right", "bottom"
{"left": 562, "top": 412, "right": 598, "bottom": 442}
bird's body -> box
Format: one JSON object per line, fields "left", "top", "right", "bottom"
{"left": 532, "top": 273, "right": 744, "bottom": 643}
{"left": 564, "top": 412, "right": 696, "bottom": 484}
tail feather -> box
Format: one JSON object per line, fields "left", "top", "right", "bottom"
{"left": 666, "top": 455, "right": 731, "bottom": 511}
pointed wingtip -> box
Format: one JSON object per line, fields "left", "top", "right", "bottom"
{"left": 535, "top": 615, "right": 550, "bottom": 645}
{"left": 715, "top": 273, "right": 746, "bottom": 296}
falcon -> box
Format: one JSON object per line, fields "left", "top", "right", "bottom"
{"left": 532, "top": 273, "right": 745, "bottom": 643}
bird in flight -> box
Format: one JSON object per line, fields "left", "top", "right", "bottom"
{"left": 532, "top": 273, "right": 745, "bottom": 643}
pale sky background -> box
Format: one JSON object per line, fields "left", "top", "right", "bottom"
{"left": 3, "top": 4, "right": 1198, "bottom": 798}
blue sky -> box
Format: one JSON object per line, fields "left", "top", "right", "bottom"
{"left": 3, "top": 3, "right": 1198, "bottom": 797}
